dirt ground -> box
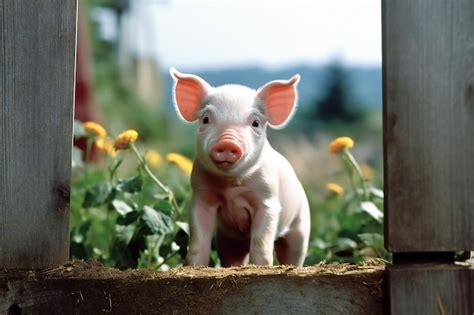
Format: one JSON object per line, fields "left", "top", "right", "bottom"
{"left": 0, "top": 259, "right": 385, "bottom": 280}
{"left": 1, "top": 260, "right": 385, "bottom": 314}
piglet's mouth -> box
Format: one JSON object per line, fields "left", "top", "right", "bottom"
{"left": 213, "top": 161, "right": 237, "bottom": 170}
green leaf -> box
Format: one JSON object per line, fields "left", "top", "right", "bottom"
{"left": 370, "top": 187, "right": 384, "bottom": 199}
{"left": 116, "top": 176, "right": 143, "bottom": 193}
{"left": 141, "top": 206, "right": 173, "bottom": 236}
{"left": 310, "top": 238, "right": 327, "bottom": 250}
{"left": 358, "top": 233, "right": 392, "bottom": 261}
{"left": 146, "top": 235, "right": 163, "bottom": 262}
{"left": 116, "top": 225, "right": 135, "bottom": 245}
{"left": 154, "top": 193, "right": 169, "bottom": 200}
{"left": 112, "top": 199, "right": 133, "bottom": 216}
{"left": 72, "top": 147, "right": 84, "bottom": 169}
{"left": 83, "top": 182, "right": 113, "bottom": 208}
{"left": 68, "top": 216, "right": 90, "bottom": 246}
{"left": 175, "top": 221, "right": 190, "bottom": 235}
{"left": 71, "top": 231, "right": 84, "bottom": 244}
{"left": 171, "top": 242, "right": 180, "bottom": 252}
{"left": 116, "top": 210, "right": 139, "bottom": 225}
{"left": 159, "top": 242, "right": 172, "bottom": 258}
{"left": 154, "top": 200, "right": 174, "bottom": 216}
{"left": 335, "top": 238, "right": 358, "bottom": 250}
{"left": 360, "top": 201, "right": 384, "bottom": 222}
{"left": 78, "top": 220, "right": 92, "bottom": 236}
{"left": 73, "top": 120, "right": 85, "bottom": 138}
{"left": 358, "top": 233, "right": 382, "bottom": 247}
{"left": 92, "top": 247, "right": 106, "bottom": 260}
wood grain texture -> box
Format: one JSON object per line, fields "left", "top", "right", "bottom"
{"left": 387, "top": 264, "right": 474, "bottom": 314}
{"left": 383, "top": 0, "right": 474, "bottom": 251}
{"left": 220, "top": 277, "right": 380, "bottom": 314}
{"left": 0, "top": 262, "right": 384, "bottom": 314}
{"left": 0, "top": 1, "right": 77, "bottom": 268}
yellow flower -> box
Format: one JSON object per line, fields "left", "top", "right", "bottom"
{"left": 114, "top": 129, "right": 139, "bottom": 150}
{"left": 166, "top": 153, "right": 193, "bottom": 176}
{"left": 360, "top": 164, "right": 374, "bottom": 180}
{"left": 329, "top": 137, "right": 354, "bottom": 154}
{"left": 327, "top": 182, "right": 344, "bottom": 196}
{"left": 146, "top": 150, "right": 163, "bottom": 167}
{"left": 95, "top": 137, "right": 116, "bottom": 157}
{"left": 83, "top": 121, "right": 107, "bottom": 137}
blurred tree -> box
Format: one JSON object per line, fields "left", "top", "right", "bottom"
{"left": 91, "top": 0, "right": 129, "bottom": 13}
{"left": 315, "top": 61, "right": 361, "bottom": 122}
{"left": 84, "top": 0, "right": 170, "bottom": 142}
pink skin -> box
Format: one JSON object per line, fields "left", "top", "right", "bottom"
{"left": 211, "top": 140, "right": 243, "bottom": 166}
{"left": 170, "top": 68, "right": 310, "bottom": 267}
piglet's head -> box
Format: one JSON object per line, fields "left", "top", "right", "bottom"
{"left": 170, "top": 68, "right": 300, "bottom": 176}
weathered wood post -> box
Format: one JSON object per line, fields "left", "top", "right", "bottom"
{"left": 383, "top": 0, "right": 474, "bottom": 313}
{"left": 0, "top": 1, "right": 77, "bottom": 269}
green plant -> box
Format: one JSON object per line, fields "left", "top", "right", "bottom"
{"left": 304, "top": 136, "right": 390, "bottom": 264}
{"left": 71, "top": 121, "right": 192, "bottom": 270}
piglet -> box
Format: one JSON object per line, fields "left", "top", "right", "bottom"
{"left": 170, "top": 68, "right": 310, "bottom": 267}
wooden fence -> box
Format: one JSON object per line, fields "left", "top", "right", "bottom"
{"left": 0, "top": 0, "right": 76, "bottom": 269}
{"left": 383, "top": 0, "right": 474, "bottom": 313}
{"left": 0, "top": 0, "right": 473, "bottom": 313}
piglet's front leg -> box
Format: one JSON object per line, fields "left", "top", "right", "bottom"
{"left": 185, "top": 196, "right": 218, "bottom": 266}
{"left": 249, "top": 198, "right": 281, "bottom": 265}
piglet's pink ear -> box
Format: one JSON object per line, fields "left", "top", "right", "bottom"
{"left": 256, "top": 74, "right": 300, "bottom": 129}
{"left": 170, "top": 68, "right": 211, "bottom": 122}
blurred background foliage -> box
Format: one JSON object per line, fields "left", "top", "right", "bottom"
{"left": 71, "top": 0, "right": 386, "bottom": 269}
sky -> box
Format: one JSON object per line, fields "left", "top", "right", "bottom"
{"left": 116, "top": 0, "right": 381, "bottom": 70}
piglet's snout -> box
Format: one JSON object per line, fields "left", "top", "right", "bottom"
{"left": 211, "top": 140, "right": 243, "bottom": 165}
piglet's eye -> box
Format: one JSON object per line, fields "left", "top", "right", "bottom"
{"left": 252, "top": 120, "right": 260, "bottom": 128}
{"left": 203, "top": 116, "right": 209, "bottom": 124}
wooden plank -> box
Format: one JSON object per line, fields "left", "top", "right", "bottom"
{"left": 383, "top": 0, "right": 474, "bottom": 251}
{"left": 0, "top": 1, "right": 77, "bottom": 268}
{"left": 0, "top": 262, "right": 384, "bottom": 314}
{"left": 387, "top": 264, "right": 474, "bottom": 314}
